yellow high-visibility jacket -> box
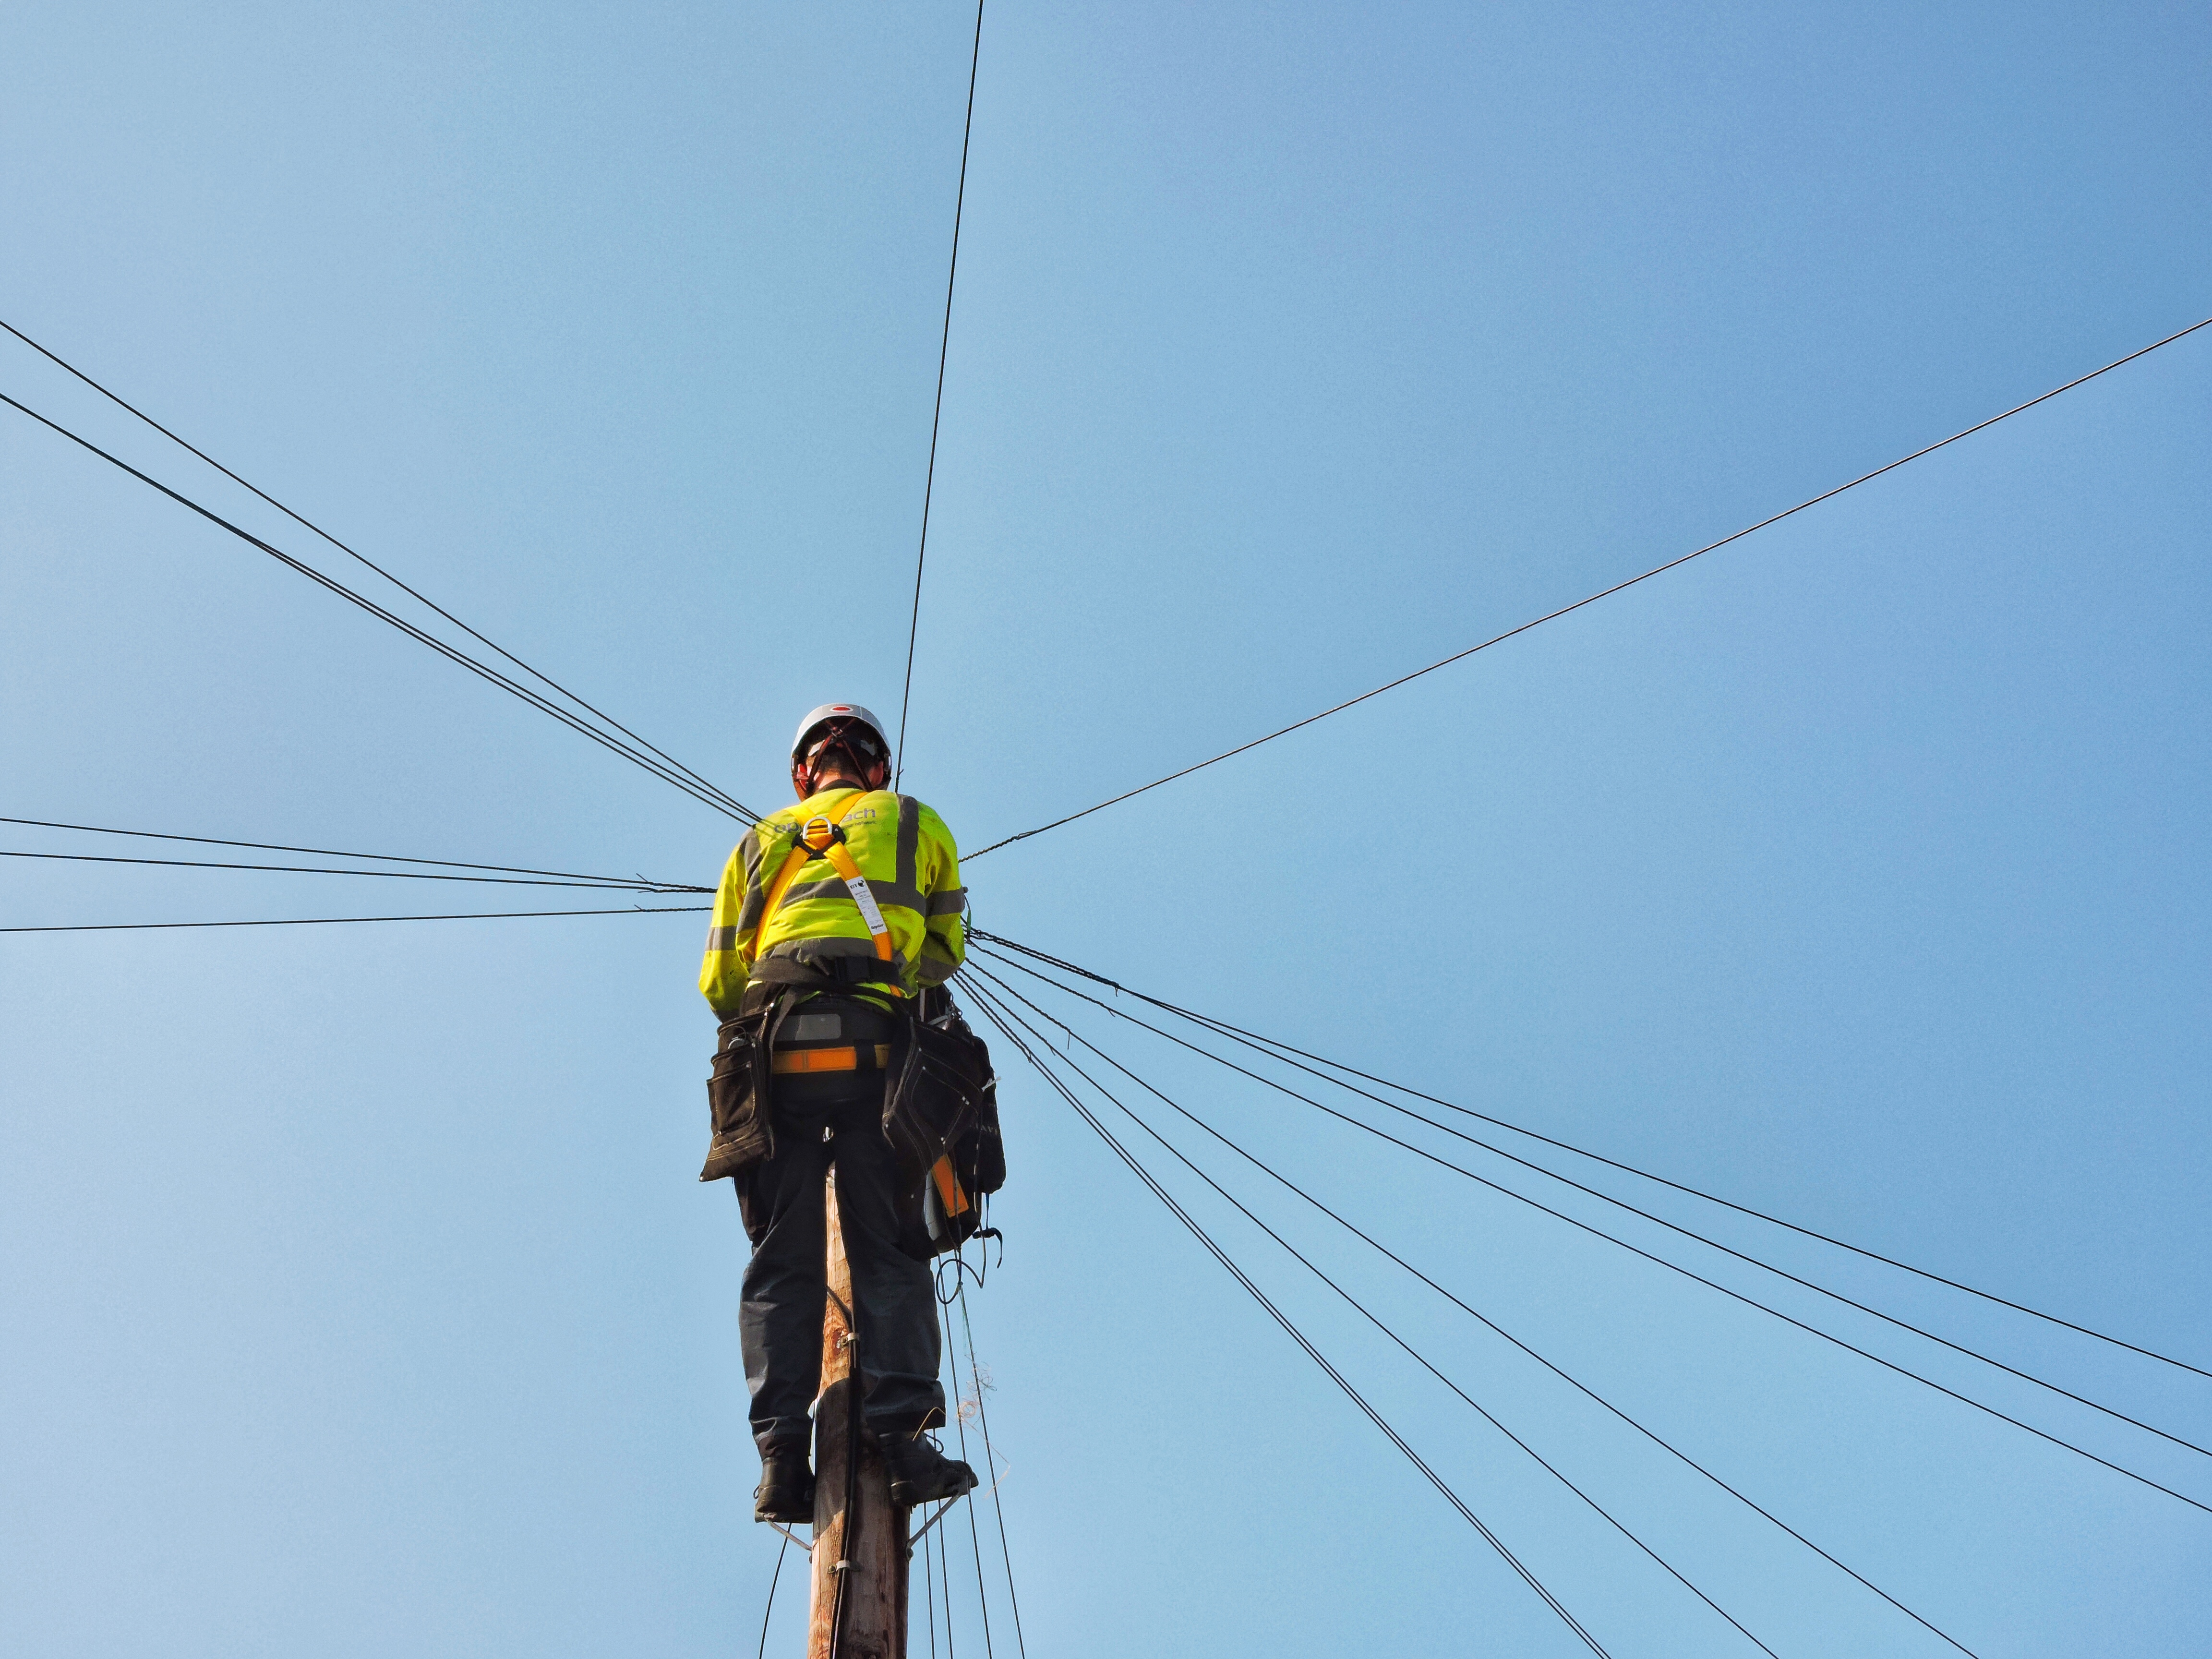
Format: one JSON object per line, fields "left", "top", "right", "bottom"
{"left": 698, "top": 786, "right": 966, "bottom": 1014}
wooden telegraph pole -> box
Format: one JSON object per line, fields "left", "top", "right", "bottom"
{"left": 808, "top": 1170, "right": 909, "bottom": 1658}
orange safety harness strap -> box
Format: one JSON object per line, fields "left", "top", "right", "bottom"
{"left": 748, "top": 790, "right": 902, "bottom": 990}
{"left": 820, "top": 839, "right": 895, "bottom": 963}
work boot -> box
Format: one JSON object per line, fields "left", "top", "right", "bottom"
{"left": 754, "top": 1438, "right": 815, "bottom": 1524}
{"left": 878, "top": 1425, "right": 979, "bottom": 1506}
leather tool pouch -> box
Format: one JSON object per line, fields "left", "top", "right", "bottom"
{"left": 884, "top": 1000, "right": 1004, "bottom": 1258}
{"left": 698, "top": 1005, "right": 779, "bottom": 1183}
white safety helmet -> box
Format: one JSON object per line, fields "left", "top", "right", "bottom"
{"left": 790, "top": 702, "right": 893, "bottom": 795}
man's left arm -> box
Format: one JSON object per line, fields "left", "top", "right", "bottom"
{"left": 914, "top": 806, "right": 966, "bottom": 987}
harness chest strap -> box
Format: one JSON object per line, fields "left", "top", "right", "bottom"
{"left": 749, "top": 791, "right": 899, "bottom": 978}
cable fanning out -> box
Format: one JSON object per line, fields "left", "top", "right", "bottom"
{"left": 756, "top": 1533, "right": 788, "bottom": 1659}
{"left": 969, "top": 947, "right": 2212, "bottom": 1461}
{"left": 960, "top": 960, "right": 1978, "bottom": 1656}
{"left": 968, "top": 974, "right": 1780, "bottom": 1656}
{"left": 1, "top": 848, "right": 708, "bottom": 893}
{"left": 0, "top": 814, "right": 706, "bottom": 889}
{"left": 964, "top": 980, "right": 1616, "bottom": 1657}
{"left": 967, "top": 942, "right": 2212, "bottom": 1516}
{"left": 0, "top": 318, "right": 752, "bottom": 822}
{"left": 0, "top": 390, "right": 758, "bottom": 825}
{"left": 1, "top": 905, "right": 709, "bottom": 934}
{"left": 970, "top": 927, "right": 2212, "bottom": 1383}
{"left": 896, "top": 0, "right": 988, "bottom": 790}
{"left": 949, "top": 1262, "right": 1027, "bottom": 1659}
{"left": 965, "top": 316, "right": 2212, "bottom": 859}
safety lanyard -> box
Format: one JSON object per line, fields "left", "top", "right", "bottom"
{"left": 750, "top": 790, "right": 901, "bottom": 984}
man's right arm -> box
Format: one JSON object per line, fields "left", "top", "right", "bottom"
{"left": 698, "top": 829, "right": 762, "bottom": 1013}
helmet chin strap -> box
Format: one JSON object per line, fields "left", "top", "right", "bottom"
{"left": 795, "top": 745, "right": 888, "bottom": 798}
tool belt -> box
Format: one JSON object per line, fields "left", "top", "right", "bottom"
{"left": 771, "top": 997, "right": 902, "bottom": 1097}
{"left": 701, "top": 988, "right": 1004, "bottom": 1260}
{"left": 698, "top": 998, "right": 782, "bottom": 1183}
{"left": 700, "top": 991, "right": 893, "bottom": 1181}
{"left": 884, "top": 989, "right": 1003, "bottom": 1260}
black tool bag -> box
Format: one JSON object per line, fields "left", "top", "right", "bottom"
{"left": 698, "top": 1002, "right": 780, "bottom": 1183}
{"left": 884, "top": 995, "right": 1003, "bottom": 1258}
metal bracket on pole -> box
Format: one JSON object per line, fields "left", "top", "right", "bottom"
{"left": 906, "top": 1498, "right": 958, "bottom": 1548}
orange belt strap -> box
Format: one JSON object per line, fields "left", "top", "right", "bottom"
{"left": 770, "top": 1044, "right": 893, "bottom": 1075}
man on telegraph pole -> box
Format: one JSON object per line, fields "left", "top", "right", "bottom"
{"left": 696, "top": 703, "right": 982, "bottom": 1524}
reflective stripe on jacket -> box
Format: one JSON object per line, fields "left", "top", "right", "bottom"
{"left": 698, "top": 786, "right": 966, "bottom": 1014}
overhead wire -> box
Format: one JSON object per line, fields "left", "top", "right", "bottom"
{"left": 972, "top": 931, "right": 2207, "bottom": 1386}
{"left": 938, "top": 1275, "right": 997, "bottom": 1659}
{"left": 949, "top": 1255, "right": 1027, "bottom": 1659}
{"left": 0, "top": 814, "right": 709, "bottom": 890}
{"left": 961, "top": 960, "right": 1977, "bottom": 1655}
{"left": 968, "top": 944, "right": 2212, "bottom": 1516}
{"left": 0, "top": 390, "right": 759, "bottom": 825}
{"left": 1, "top": 905, "right": 709, "bottom": 934}
{"left": 757, "top": 1532, "right": 788, "bottom": 1659}
{"left": 0, "top": 318, "right": 753, "bottom": 823}
{"left": 964, "top": 314, "right": 2212, "bottom": 860}
{"left": 974, "top": 936, "right": 2212, "bottom": 1457}
{"left": 0, "top": 847, "right": 708, "bottom": 892}
{"left": 966, "top": 974, "right": 1781, "bottom": 1656}
{"left": 939, "top": 1483, "right": 958, "bottom": 1659}
{"left": 925, "top": 1523, "right": 939, "bottom": 1659}
{"left": 874, "top": 20, "right": 1004, "bottom": 1630}
{"left": 22, "top": 62, "right": 2161, "bottom": 1659}
{"left": 923, "top": 1516, "right": 939, "bottom": 1659}
{"left": 964, "top": 981, "right": 1617, "bottom": 1658}
{"left": 13, "top": 112, "right": 2195, "bottom": 1659}
{"left": 894, "top": 0, "right": 987, "bottom": 790}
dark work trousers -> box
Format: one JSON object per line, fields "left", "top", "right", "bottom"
{"left": 735, "top": 1071, "right": 945, "bottom": 1448}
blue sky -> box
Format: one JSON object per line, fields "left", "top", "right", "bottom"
{"left": 3, "top": 3, "right": 2207, "bottom": 1654}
